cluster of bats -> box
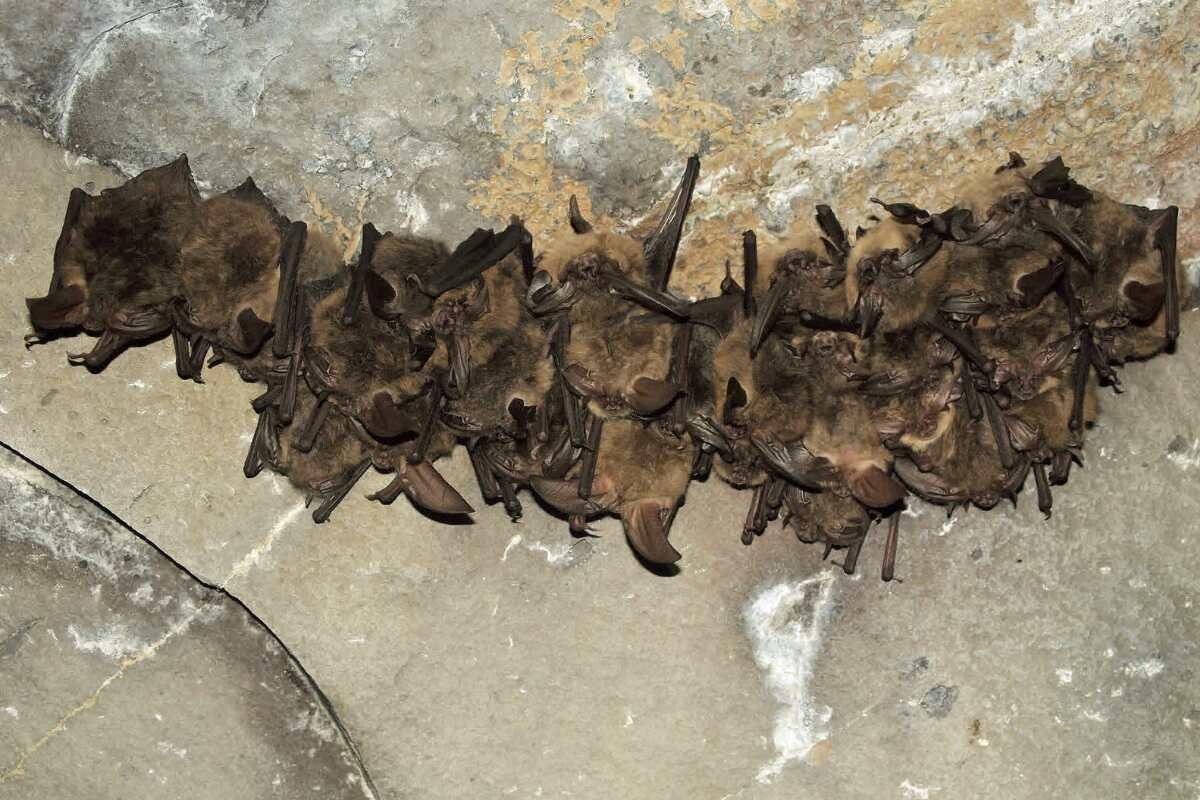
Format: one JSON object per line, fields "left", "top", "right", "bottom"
{"left": 25, "top": 151, "right": 1182, "bottom": 579}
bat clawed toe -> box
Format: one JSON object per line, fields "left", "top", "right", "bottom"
{"left": 67, "top": 330, "right": 129, "bottom": 372}
{"left": 312, "top": 459, "right": 372, "bottom": 524}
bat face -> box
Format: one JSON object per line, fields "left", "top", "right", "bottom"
{"left": 846, "top": 218, "right": 951, "bottom": 337}
{"left": 25, "top": 150, "right": 1184, "bottom": 577}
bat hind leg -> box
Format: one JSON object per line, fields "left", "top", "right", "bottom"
{"left": 312, "top": 459, "right": 372, "bottom": 523}
{"left": 185, "top": 334, "right": 211, "bottom": 383}
{"left": 469, "top": 440, "right": 503, "bottom": 504}
{"left": 741, "top": 484, "right": 768, "bottom": 545}
{"left": 67, "top": 330, "right": 130, "bottom": 372}
{"left": 881, "top": 512, "right": 900, "bottom": 582}
{"left": 243, "top": 408, "right": 280, "bottom": 479}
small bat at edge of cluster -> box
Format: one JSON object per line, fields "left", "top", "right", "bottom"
{"left": 24, "top": 150, "right": 1184, "bottom": 581}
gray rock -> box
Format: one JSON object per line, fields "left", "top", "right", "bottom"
{"left": 0, "top": 447, "right": 373, "bottom": 799}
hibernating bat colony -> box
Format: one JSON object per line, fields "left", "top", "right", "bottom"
{"left": 24, "top": 151, "right": 1183, "bottom": 579}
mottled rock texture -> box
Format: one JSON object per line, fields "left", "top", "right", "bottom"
{"left": 1, "top": 0, "right": 1197, "bottom": 293}
{"left": 2, "top": 1, "right": 1200, "bottom": 797}
{"left": 0, "top": 446, "right": 372, "bottom": 799}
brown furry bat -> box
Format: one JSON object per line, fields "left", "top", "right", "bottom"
{"left": 23, "top": 151, "right": 1186, "bottom": 579}
{"left": 26, "top": 156, "right": 200, "bottom": 369}
{"left": 527, "top": 157, "right": 701, "bottom": 563}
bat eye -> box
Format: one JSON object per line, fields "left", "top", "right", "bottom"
{"left": 1003, "top": 192, "right": 1028, "bottom": 213}
{"left": 859, "top": 258, "right": 880, "bottom": 283}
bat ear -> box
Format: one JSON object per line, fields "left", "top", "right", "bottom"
{"left": 846, "top": 465, "right": 906, "bottom": 509}
{"left": 26, "top": 284, "right": 86, "bottom": 331}
{"left": 1027, "top": 156, "right": 1092, "bottom": 207}
{"left": 1014, "top": 258, "right": 1065, "bottom": 307}
{"left": 364, "top": 268, "right": 399, "bottom": 317}
{"left": 568, "top": 195, "right": 593, "bottom": 233}
{"left": 625, "top": 377, "right": 684, "bottom": 416}
{"left": 425, "top": 223, "right": 524, "bottom": 296}
{"left": 1121, "top": 279, "right": 1166, "bottom": 322}
{"left": 622, "top": 499, "right": 682, "bottom": 565}
{"left": 642, "top": 155, "right": 700, "bottom": 292}
{"left": 233, "top": 307, "right": 272, "bottom": 354}
{"left": 508, "top": 397, "right": 535, "bottom": 428}
{"left": 131, "top": 154, "right": 200, "bottom": 207}
{"left": 722, "top": 377, "right": 748, "bottom": 424}
{"left": 364, "top": 391, "right": 422, "bottom": 440}
{"left": 401, "top": 461, "right": 474, "bottom": 515}
{"left": 225, "top": 177, "right": 287, "bottom": 226}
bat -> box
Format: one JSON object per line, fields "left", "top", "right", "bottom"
{"left": 26, "top": 156, "right": 199, "bottom": 369}
{"left": 528, "top": 156, "right": 700, "bottom": 563}
{"left": 25, "top": 150, "right": 1185, "bottom": 581}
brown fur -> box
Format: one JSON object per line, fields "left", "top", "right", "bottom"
{"left": 306, "top": 273, "right": 438, "bottom": 435}
{"left": 565, "top": 292, "right": 675, "bottom": 417}
{"left": 178, "top": 196, "right": 282, "bottom": 333}
{"left": 30, "top": 156, "right": 200, "bottom": 339}
{"left": 538, "top": 230, "right": 647, "bottom": 281}
{"left": 276, "top": 390, "right": 371, "bottom": 492}
{"left": 787, "top": 489, "right": 870, "bottom": 544}
{"left": 444, "top": 257, "right": 555, "bottom": 432}
{"left": 953, "top": 166, "right": 1030, "bottom": 219}
{"left": 591, "top": 419, "right": 693, "bottom": 507}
